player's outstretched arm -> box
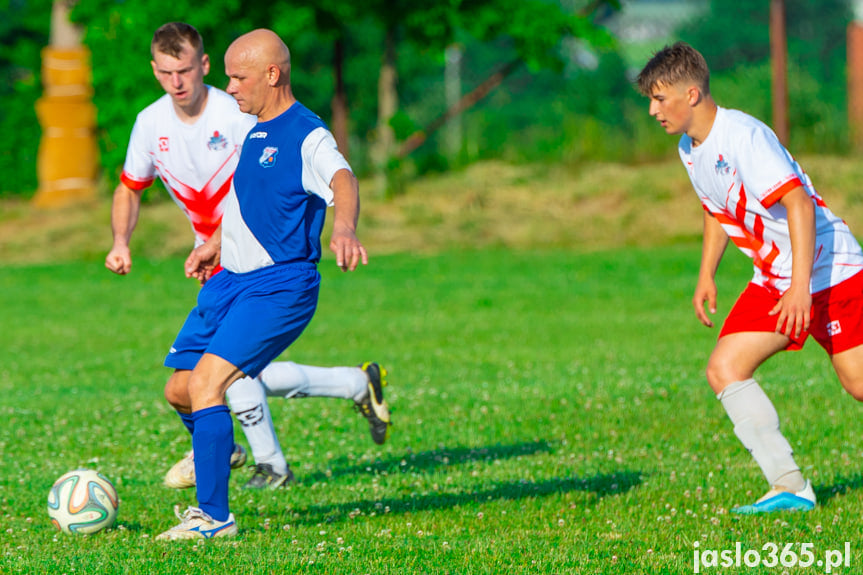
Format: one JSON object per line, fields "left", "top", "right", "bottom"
{"left": 693, "top": 212, "right": 729, "bottom": 327}
{"left": 769, "top": 187, "right": 814, "bottom": 338}
{"left": 105, "top": 182, "right": 144, "bottom": 275}
{"left": 185, "top": 225, "right": 221, "bottom": 285}
{"left": 329, "top": 169, "right": 368, "bottom": 272}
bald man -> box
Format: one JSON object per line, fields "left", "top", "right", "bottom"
{"left": 110, "top": 22, "right": 390, "bottom": 498}
{"left": 156, "top": 29, "right": 368, "bottom": 540}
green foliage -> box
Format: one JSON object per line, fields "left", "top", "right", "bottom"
{"left": 679, "top": 0, "right": 850, "bottom": 81}
{"left": 459, "top": 0, "right": 617, "bottom": 71}
{"left": 67, "top": 0, "right": 400, "bottom": 180}
{"left": 3, "top": 0, "right": 852, "bottom": 196}
{"left": 0, "top": 0, "right": 52, "bottom": 197}
{"left": 710, "top": 60, "right": 851, "bottom": 153}
{"left": 677, "top": 0, "right": 852, "bottom": 154}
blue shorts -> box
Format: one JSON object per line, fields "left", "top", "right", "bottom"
{"left": 165, "top": 263, "right": 320, "bottom": 378}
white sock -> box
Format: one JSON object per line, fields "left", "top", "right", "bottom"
{"left": 225, "top": 376, "right": 289, "bottom": 476}
{"left": 717, "top": 378, "right": 806, "bottom": 492}
{"left": 258, "top": 362, "right": 368, "bottom": 402}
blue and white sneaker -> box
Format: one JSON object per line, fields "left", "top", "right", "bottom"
{"left": 731, "top": 481, "right": 816, "bottom": 514}
{"left": 156, "top": 505, "right": 238, "bottom": 540}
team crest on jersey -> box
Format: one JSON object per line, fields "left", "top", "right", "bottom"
{"left": 207, "top": 130, "right": 227, "bottom": 151}
{"left": 259, "top": 146, "right": 278, "bottom": 168}
{"left": 715, "top": 154, "right": 731, "bottom": 175}
{"left": 158, "top": 137, "right": 169, "bottom": 152}
{"left": 827, "top": 320, "right": 842, "bottom": 336}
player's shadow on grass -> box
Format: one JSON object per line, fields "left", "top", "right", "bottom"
{"left": 301, "top": 440, "right": 555, "bottom": 483}
{"left": 814, "top": 474, "right": 863, "bottom": 505}
{"left": 291, "top": 470, "right": 642, "bottom": 526}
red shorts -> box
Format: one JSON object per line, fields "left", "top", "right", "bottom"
{"left": 720, "top": 270, "right": 863, "bottom": 354}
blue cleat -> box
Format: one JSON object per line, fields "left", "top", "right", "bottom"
{"left": 731, "top": 481, "right": 816, "bottom": 514}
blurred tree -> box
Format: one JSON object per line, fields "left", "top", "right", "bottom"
{"left": 0, "top": 0, "right": 52, "bottom": 196}
{"left": 397, "top": 0, "right": 619, "bottom": 159}
{"left": 65, "top": 0, "right": 618, "bottom": 184}
{"left": 680, "top": 0, "right": 849, "bottom": 84}
{"left": 677, "top": 0, "right": 850, "bottom": 129}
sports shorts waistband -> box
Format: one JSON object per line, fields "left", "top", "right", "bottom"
{"left": 225, "top": 261, "right": 317, "bottom": 281}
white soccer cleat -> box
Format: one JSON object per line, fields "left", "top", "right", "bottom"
{"left": 163, "top": 443, "right": 248, "bottom": 489}
{"left": 731, "top": 480, "right": 816, "bottom": 514}
{"left": 155, "top": 505, "right": 237, "bottom": 540}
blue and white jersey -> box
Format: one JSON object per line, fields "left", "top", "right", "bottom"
{"left": 220, "top": 102, "right": 352, "bottom": 273}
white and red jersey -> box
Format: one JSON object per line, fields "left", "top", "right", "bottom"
{"left": 120, "top": 86, "right": 257, "bottom": 245}
{"left": 679, "top": 106, "right": 863, "bottom": 295}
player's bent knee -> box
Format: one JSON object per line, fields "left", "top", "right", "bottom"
{"left": 163, "top": 385, "right": 184, "bottom": 409}
{"left": 840, "top": 376, "right": 863, "bottom": 402}
{"left": 164, "top": 371, "right": 191, "bottom": 410}
{"left": 705, "top": 352, "right": 758, "bottom": 394}
{"left": 705, "top": 360, "right": 736, "bottom": 394}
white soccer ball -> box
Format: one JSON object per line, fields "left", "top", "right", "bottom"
{"left": 47, "top": 469, "right": 119, "bottom": 535}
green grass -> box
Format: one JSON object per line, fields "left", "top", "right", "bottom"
{"left": 1, "top": 248, "right": 861, "bottom": 574}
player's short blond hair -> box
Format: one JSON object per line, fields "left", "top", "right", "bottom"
{"left": 636, "top": 42, "right": 710, "bottom": 96}
{"left": 151, "top": 22, "right": 204, "bottom": 59}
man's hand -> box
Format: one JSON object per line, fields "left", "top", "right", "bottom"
{"left": 105, "top": 244, "right": 132, "bottom": 275}
{"left": 772, "top": 187, "right": 815, "bottom": 340}
{"left": 330, "top": 226, "right": 368, "bottom": 272}
{"left": 185, "top": 242, "right": 220, "bottom": 285}
{"left": 106, "top": 182, "right": 142, "bottom": 276}
{"left": 693, "top": 276, "right": 718, "bottom": 327}
{"left": 769, "top": 283, "right": 812, "bottom": 339}
{"left": 328, "top": 169, "right": 367, "bottom": 272}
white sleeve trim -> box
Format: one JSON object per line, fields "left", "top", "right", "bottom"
{"left": 300, "top": 127, "right": 352, "bottom": 206}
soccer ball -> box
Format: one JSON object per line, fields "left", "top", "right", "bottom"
{"left": 47, "top": 469, "right": 119, "bottom": 535}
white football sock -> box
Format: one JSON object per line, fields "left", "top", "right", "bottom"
{"left": 258, "top": 362, "right": 368, "bottom": 402}
{"left": 717, "top": 378, "right": 806, "bottom": 492}
{"left": 225, "top": 376, "right": 288, "bottom": 476}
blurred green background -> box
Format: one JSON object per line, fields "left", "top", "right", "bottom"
{"left": 0, "top": 0, "right": 853, "bottom": 198}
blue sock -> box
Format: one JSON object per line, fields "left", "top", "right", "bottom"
{"left": 191, "top": 405, "right": 233, "bottom": 522}
{"left": 177, "top": 411, "right": 195, "bottom": 435}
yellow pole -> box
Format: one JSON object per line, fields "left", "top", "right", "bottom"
{"left": 32, "top": 1, "right": 98, "bottom": 208}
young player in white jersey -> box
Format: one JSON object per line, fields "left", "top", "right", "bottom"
{"left": 105, "top": 22, "right": 391, "bottom": 492}
{"left": 637, "top": 42, "right": 863, "bottom": 513}
{"left": 156, "top": 27, "right": 368, "bottom": 541}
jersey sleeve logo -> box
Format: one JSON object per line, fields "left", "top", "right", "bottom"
{"left": 715, "top": 154, "right": 731, "bottom": 175}
{"left": 207, "top": 131, "right": 228, "bottom": 151}
{"left": 259, "top": 146, "right": 279, "bottom": 168}
{"left": 159, "top": 137, "right": 170, "bottom": 152}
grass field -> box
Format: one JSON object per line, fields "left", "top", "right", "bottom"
{"left": 2, "top": 246, "right": 862, "bottom": 574}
